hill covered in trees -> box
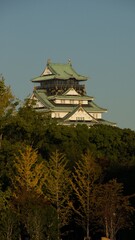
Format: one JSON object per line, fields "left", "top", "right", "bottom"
{"left": 0, "top": 77, "right": 135, "bottom": 240}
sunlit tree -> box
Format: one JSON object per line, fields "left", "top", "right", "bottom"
{"left": 12, "top": 145, "right": 47, "bottom": 240}
{"left": 70, "top": 151, "right": 101, "bottom": 240}
{"left": 0, "top": 75, "right": 15, "bottom": 118}
{"left": 13, "top": 145, "right": 46, "bottom": 195}
{"left": 45, "top": 150, "right": 71, "bottom": 240}
{"left": 0, "top": 75, "right": 18, "bottom": 149}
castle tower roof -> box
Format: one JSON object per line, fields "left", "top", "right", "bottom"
{"left": 32, "top": 59, "right": 88, "bottom": 82}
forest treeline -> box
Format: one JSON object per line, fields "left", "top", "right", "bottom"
{"left": 0, "top": 77, "right": 135, "bottom": 240}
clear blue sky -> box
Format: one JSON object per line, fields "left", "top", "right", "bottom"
{"left": 0, "top": 0, "right": 135, "bottom": 130}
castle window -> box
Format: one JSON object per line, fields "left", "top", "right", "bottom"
{"left": 76, "top": 117, "right": 84, "bottom": 121}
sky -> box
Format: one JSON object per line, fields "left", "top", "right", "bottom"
{"left": 0, "top": 0, "right": 135, "bottom": 130}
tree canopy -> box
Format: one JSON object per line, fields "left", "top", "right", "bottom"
{"left": 0, "top": 79, "right": 135, "bottom": 239}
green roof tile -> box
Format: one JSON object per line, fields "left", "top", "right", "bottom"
{"left": 32, "top": 61, "right": 88, "bottom": 82}
{"left": 34, "top": 89, "right": 106, "bottom": 113}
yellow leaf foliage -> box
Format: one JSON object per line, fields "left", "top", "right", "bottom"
{"left": 70, "top": 151, "right": 101, "bottom": 231}
{"left": 14, "top": 145, "right": 46, "bottom": 197}
{"left": 45, "top": 150, "right": 71, "bottom": 228}
{"left": 0, "top": 77, "right": 14, "bottom": 117}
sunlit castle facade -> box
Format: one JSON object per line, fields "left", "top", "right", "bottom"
{"left": 30, "top": 59, "right": 115, "bottom": 127}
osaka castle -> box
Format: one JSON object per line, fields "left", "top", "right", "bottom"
{"left": 30, "top": 59, "right": 115, "bottom": 126}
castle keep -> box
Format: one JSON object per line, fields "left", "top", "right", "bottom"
{"left": 30, "top": 59, "right": 115, "bottom": 126}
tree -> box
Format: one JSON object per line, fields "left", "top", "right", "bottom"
{"left": 94, "top": 179, "right": 135, "bottom": 240}
{"left": 12, "top": 145, "right": 47, "bottom": 240}
{"left": 0, "top": 76, "right": 17, "bottom": 149}
{"left": 45, "top": 150, "right": 71, "bottom": 240}
{"left": 13, "top": 145, "right": 46, "bottom": 195}
{"left": 0, "top": 186, "right": 19, "bottom": 240}
{"left": 0, "top": 75, "right": 15, "bottom": 118}
{"left": 0, "top": 208, "right": 19, "bottom": 240}
{"left": 2, "top": 100, "right": 50, "bottom": 147}
{"left": 25, "top": 203, "right": 57, "bottom": 240}
{"left": 70, "top": 151, "right": 101, "bottom": 240}
{"left": 88, "top": 125, "right": 135, "bottom": 168}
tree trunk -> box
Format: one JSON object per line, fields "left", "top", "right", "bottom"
{"left": 0, "top": 133, "right": 2, "bottom": 149}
